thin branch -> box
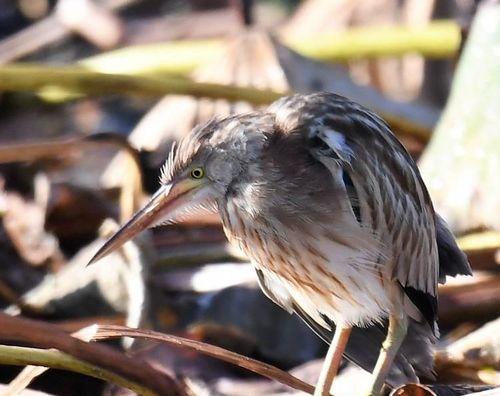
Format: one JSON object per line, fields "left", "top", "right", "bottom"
{"left": 91, "top": 324, "right": 316, "bottom": 395}
{"left": 0, "top": 345, "right": 157, "bottom": 396}
{"left": 2, "top": 320, "right": 317, "bottom": 395}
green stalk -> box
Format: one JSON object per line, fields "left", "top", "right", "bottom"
{"left": 0, "top": 344, "right": 158, "bottom": 396}
{"left": 288, "top": 20, "right": 460, "bottom": 62}
{"left": 0, "top": 64, "right": 287, "bottom": 103}
{"left": 79, "top": 20, "right": 461, "bottom": 76}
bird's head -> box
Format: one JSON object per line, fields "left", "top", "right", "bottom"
{"left": 88, "top": 113, "right": 273, "bottom": 264}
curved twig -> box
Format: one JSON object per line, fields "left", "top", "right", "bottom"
{"left": 92, "top": 324, "right": 316, "bottom": 395}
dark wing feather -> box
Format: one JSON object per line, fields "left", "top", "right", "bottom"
{"left": 400, "top": 285, "right": 437, "bottom": 329}
{"left": 435, "top": 214, "right": 472, "bottom": 281}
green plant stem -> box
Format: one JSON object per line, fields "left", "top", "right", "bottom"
{"left": 0, "top": 344, "right": 158, "bottom": 396}
{"left": 0, "top": 64, "right": 287, "bottom": 103}
{"left": 79, "top": 20, "right": 461, "bottom": 76}
{"left": 457, "top": 231, "right": 500, "bottom": 253}
{"left": 287, "top": 20, "right": 460, "bottom": 62}
{"left": 0, "top": 64, "right": 433, "bottom": 141}
{"left": 80, "top": 40, "right": 225, "bottom": 76}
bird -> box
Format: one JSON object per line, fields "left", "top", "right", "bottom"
{"left": 89, "top": 92, "right": 472, "bottom": 396}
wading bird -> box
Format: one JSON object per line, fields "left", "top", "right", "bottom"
{"left": 90, "top": 93, "right": 471, "bottom": 396}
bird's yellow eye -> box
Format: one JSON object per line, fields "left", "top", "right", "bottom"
{"left": 190, "top": 167, "right": 205, "bottom": 179}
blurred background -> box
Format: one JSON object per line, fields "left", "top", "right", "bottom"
{"left": 0, "top": 0, "right": 498, "bottom": 395}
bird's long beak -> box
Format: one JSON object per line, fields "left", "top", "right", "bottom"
{"left": 88, "top": 179, "right": 201, "bottom": 265}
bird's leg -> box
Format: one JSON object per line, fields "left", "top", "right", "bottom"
{"left": 314, "top": 325, "right": 352, "bottom": 396}
{"left": 366, "top": 313, "right": 409, "bottom": 396}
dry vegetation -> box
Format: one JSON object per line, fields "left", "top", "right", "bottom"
{"left": 0, "top": 1, "right": 498, "bottom": 395}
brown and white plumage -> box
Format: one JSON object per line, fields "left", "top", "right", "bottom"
{"left": 90, "top": 92, "right": 472, "bottom": 395}
{"left": 214, "top": 93, "right": 469, "bottom": 386}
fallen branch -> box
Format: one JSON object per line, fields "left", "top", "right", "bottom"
{"left": 1, "top": 320, "right": 315, "bottom": 395}
{"left": 91, "top": 324, "right": 316, "bottom": 395}
{"left": 438, "top": 274, "right": 500, "bottom": 326}
{"left": 4, "top": 320, "right": 123, "bottom": 395}
{"left": 0, "top": 313, "right": 185, "bottom": 396}
{"left": 0, "top": 345, "right": 156, "bottom": 396}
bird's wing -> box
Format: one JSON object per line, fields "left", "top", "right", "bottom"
{"left": 270, "top": 92, "right": 439, "bottom": 307}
